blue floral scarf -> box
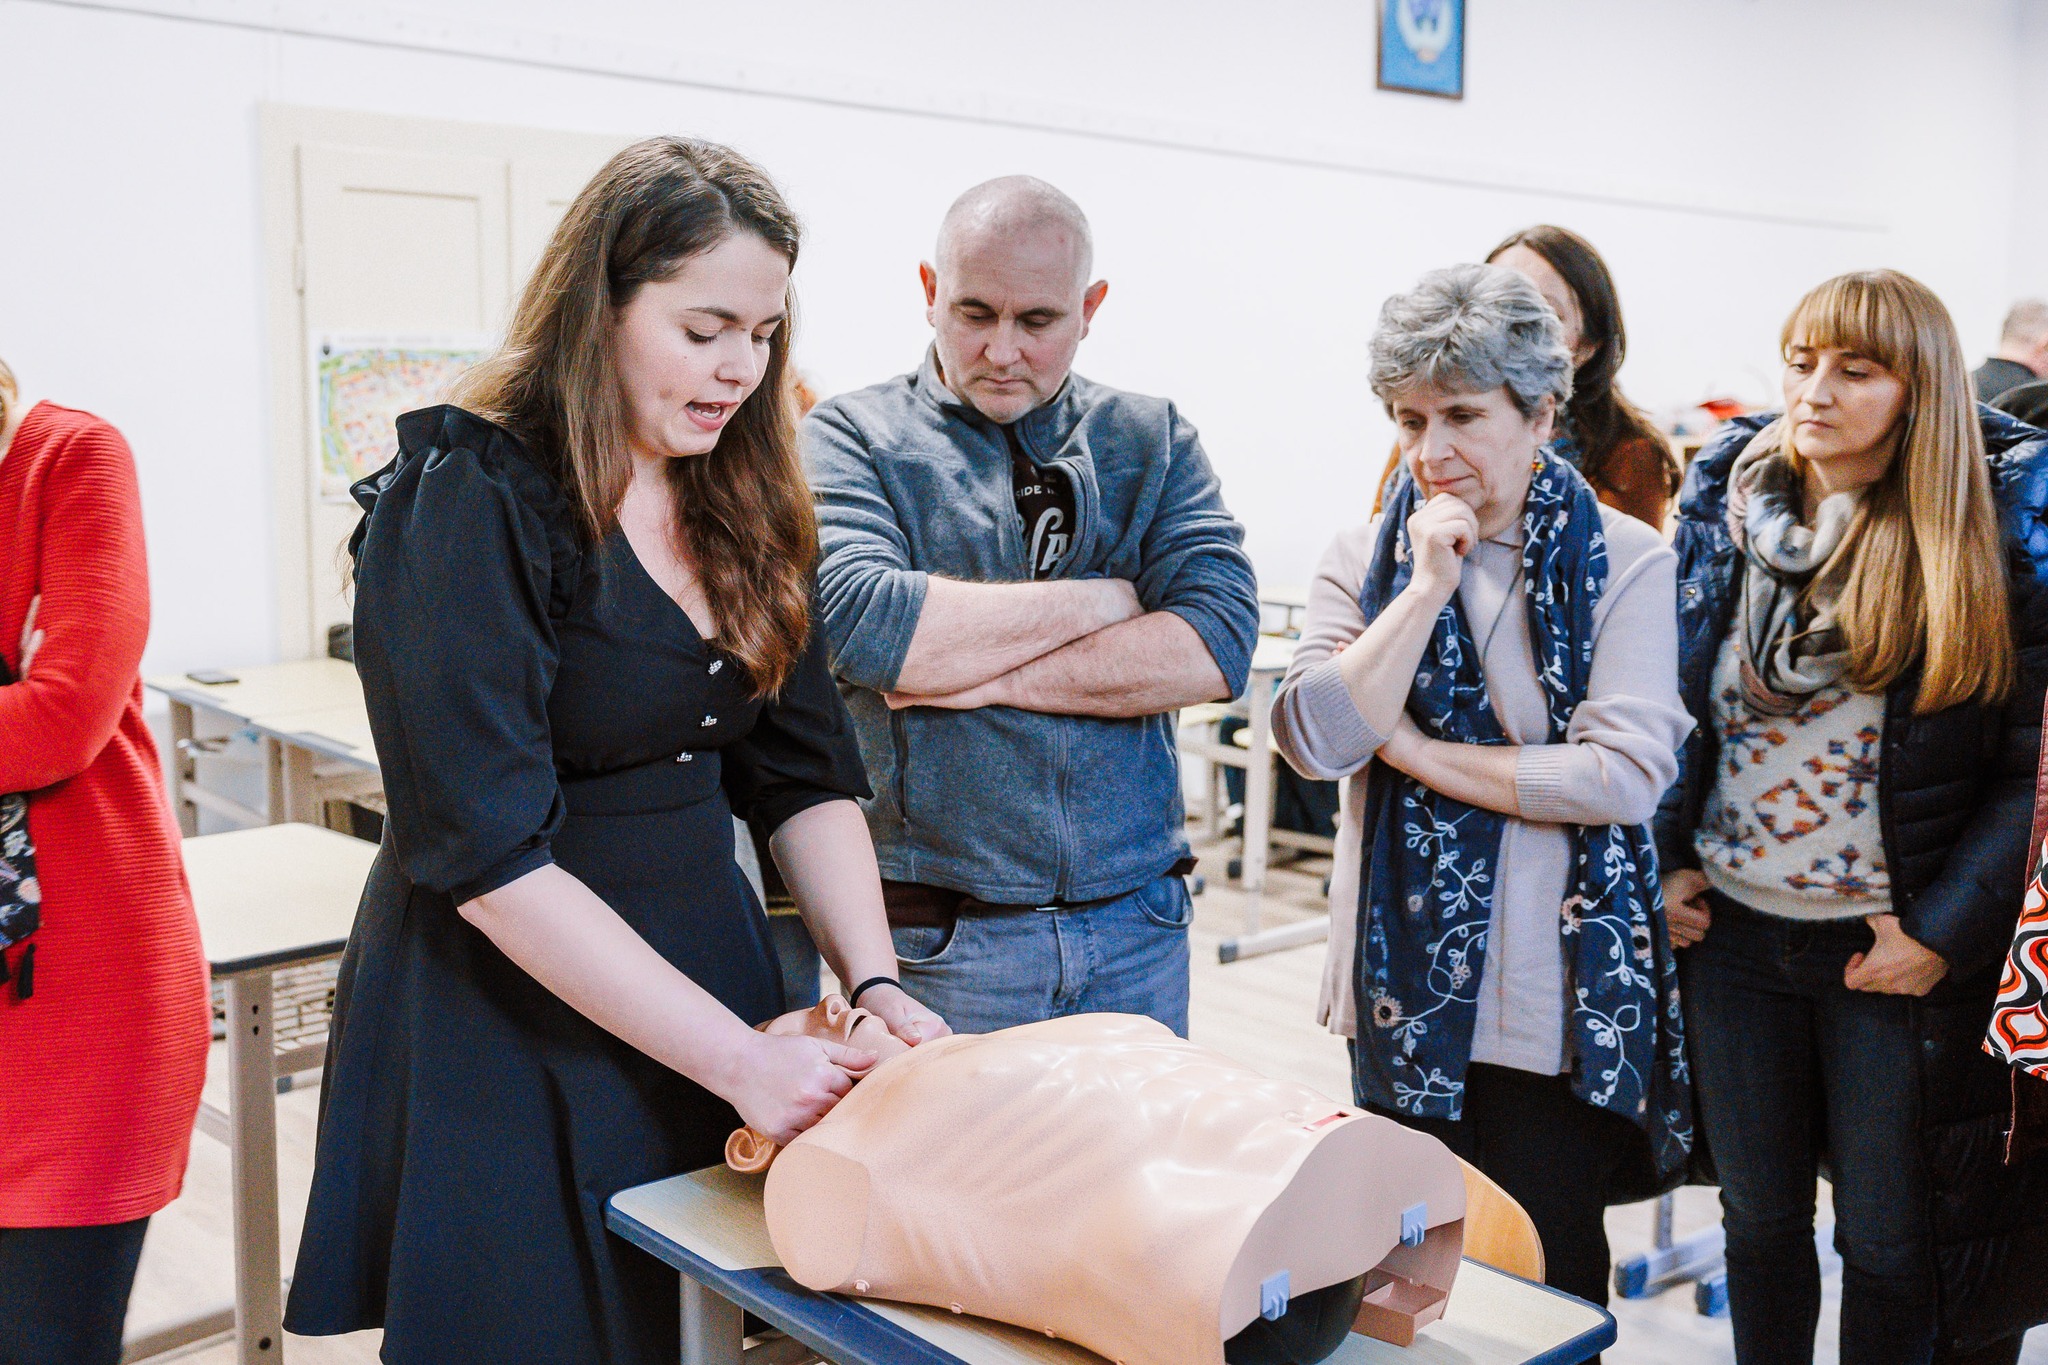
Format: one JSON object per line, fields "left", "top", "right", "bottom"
{"left": 1353, "top": 453, "right": 1691, "bottom": 1179}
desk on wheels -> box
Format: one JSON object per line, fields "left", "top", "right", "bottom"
{"left": 608, "top": 1165, "right": 1616, "bottom": 1365}
{"left": 147, "top": 661, "right": 379, "bottom": 831}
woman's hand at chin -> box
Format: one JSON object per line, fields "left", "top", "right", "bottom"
{"left": 1404, "top": 493, "right": 1478, "bottom": 606}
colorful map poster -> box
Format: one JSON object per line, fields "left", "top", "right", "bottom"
{"left": 313, "top": 335, "right": 492, "bottom": 501}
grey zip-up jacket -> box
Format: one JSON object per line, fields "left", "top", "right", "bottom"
{"left": 803, "top": 351, "right": 1260, "bottom": 904}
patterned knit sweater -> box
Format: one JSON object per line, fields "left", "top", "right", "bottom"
{"left": 1694, "top": 630, "right": 1889, "bottom": 919}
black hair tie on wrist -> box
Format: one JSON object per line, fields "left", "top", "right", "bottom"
{"left": 848, "top": 976, "right": 899, "bottom": 1009}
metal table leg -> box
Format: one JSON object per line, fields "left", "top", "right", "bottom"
{"left": 1239, "top": 669, "right": 1279, "bottom": 899}
{"left": 680, "top": 1275, "right": 744, "bottom": 1365}
{"left": 226, "top": 972, "right": 285, "bottom": 1362}
{"left": 276, "top": 742, "right": 320, "bottom": 826}
{"left": 167, "top": 700, "right": 198, "bottom": 836}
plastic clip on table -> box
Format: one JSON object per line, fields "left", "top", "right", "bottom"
{"left": 122, "top": 824, "right": 377, "bottom": 1365}
{"left": 606, "top": 1165, "right": 1616, "bottom": 1365}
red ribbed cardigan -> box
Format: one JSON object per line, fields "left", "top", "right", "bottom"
{"left": 0, "top": 402, "right": 210, "bottom": 1227}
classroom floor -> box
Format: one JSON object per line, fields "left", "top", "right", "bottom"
{"left": 124, "top": 835, "right": 2047, "bottom": 1365}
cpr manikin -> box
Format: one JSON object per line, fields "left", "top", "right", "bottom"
{"left": 729, "top": 1008, "right": 1466, "bottom": 1364}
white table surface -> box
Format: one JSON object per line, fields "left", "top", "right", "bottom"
{"left": 148, "top": 658, "right": 363, "bottom": 724}
{"left": 182, "top": 822, "right": 376, "bottom": 975}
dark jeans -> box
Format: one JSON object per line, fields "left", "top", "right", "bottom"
{"left": 1682, "top": 891, "right": 1942, "bottom": 1365}
{"left": 0, "top": 1218, "right": 150, "bottom": 1365}
{"left": 1358, "top": 1054, "right": 1642, "bottom": 1308}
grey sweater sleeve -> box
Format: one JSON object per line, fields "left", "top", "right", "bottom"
{"left": 801, "top": 402, "right": 929, "bottom": 693}
{"left": 1512, "top": 542, "right": 1695, "bottom": 827}
{"left": 1272, "top": 523, "right": 1387, "bottom": 782}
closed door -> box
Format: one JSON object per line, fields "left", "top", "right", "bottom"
{"left": 295, "top": 143, "right": 510, "bottom": 650}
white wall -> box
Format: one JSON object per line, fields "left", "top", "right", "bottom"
{"left": 0, "top": 0, "right": 2038, "bottom": 676}
{"left": 2013, "top": 0, "right": 2048, "bottom": 306}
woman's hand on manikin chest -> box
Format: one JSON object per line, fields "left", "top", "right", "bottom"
{"left": 617, "top": 470, "right": 718, "bottom": 642}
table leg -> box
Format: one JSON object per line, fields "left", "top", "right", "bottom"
{"left": 169, "top": 700, "right": 198, "bottom": 836}
{"left": 277, "top": 742, "right": 319, "bottom": 826}
{"left": 678, "top": 1275, "right": 744, "bottom": 1365}
{"left": 225, "top": 973, "right": 285, "bottom": 1363}
{"left": 1240, "top": 669, "right": 1278, "bottom": 896}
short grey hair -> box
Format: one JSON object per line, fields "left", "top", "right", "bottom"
{"left": 1369, "top": 263, "right": 1574, "bottom": 417}
{"left": 2002, "top": 298, "right": 2048, "bottom": 347}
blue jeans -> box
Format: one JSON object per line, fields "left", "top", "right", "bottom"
{"left": 889, "top": 874, "right": 1192, "bottom": 1037}
{"left": 1681, "top": 892, "right": 1939, "bottom": 1365}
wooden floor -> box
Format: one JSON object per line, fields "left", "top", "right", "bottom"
{"left": 125, "top": 836, "right": 2046, "bottom": 1364}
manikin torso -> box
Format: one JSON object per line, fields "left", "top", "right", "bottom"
{"left": 731, "top": 1008, "right": 1465, "bottom": 1365}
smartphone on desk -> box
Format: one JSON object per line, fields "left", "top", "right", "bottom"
{"left": 185, "top": 668, "right": 239, "bottom": 686}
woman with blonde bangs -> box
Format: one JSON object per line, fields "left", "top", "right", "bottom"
{"left": 284, "top": 138, "right": 945, "bottom": 1364}
{"left": 1658, "top": 270, "right": 2048, "bottom": 1365}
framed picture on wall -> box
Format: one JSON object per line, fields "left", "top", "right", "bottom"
{"left": 1378, "top": 0, "right": 1465, "bottom": 100}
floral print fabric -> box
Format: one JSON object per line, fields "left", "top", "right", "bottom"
{"left": 1353, "top": 454, "right": 1692, "bottom": 1180}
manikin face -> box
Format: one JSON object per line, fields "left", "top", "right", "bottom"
{"left": 920, "top": 223, "right": 1107, "bottom": 424}
{"left": 611, "top": 230, "right": 791, "bottom": 462}
{"left": 1781, "top": 341, "right": 1909, "bottom": 475}
{"left": 1394, "top": 385, "right": 1556, "bottom": 525}
{"left": 1492, "top": 243, "right": 1595, "bottom": 368}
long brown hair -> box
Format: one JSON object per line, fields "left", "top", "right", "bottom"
{"left": 1487, "top": 225, "right": 1677, "bottom": 501}
{"left": 1782, "top": 269, "right": 2013, "bottom": 712}
{"left": 454, "top": 137, "right": 815, "bottom": 696}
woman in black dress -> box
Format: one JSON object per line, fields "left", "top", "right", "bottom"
{"left": 286, "top": 137, "right": 947, "bottom": 1365}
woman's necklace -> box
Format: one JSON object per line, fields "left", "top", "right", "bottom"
{"left": 1475, "top": 547, "right": 1526, "bottom": 663}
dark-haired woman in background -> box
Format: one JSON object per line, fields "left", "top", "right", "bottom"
{"left": 284, "top": 138, "right": 945, "bottom": 1365}
{"left": 1487, "top": 225, "right": 1680, "bottom": 528}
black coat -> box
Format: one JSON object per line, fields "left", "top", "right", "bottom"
{"left": 1655, "top": 406, "right": 2048, "bottom": 1350}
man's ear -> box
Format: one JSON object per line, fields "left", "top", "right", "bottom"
{"left": 1078, "top": 278, "right": 1110, "bottom": 337}
{"left": 919, "top": 261, "right": 940, "bottom": 323}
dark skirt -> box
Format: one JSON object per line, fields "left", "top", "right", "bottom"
{"left": 286, "top": 764, "right": 783, "bottom": 1365}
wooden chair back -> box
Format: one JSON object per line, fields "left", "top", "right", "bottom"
{"left": 1455, "top": 1156, "right": 1545, "bottom": 1283}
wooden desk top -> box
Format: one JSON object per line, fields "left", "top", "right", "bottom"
{"left": 183, "top": 824, "right": 375, "bottom": 977}
{"left": 262, "top": 703, "right": 378, "bottom": 769}
{"left": 1259, "top": 584, "right": 1312, "bottom": 610}
{"left": 609, "top": 1165, "right": 1615, "bottom": 1365}
{"left": 148, "top": 660, "right": 378, "bottom": 772}
{"left": 1250, "top": 634, "right": 1298, "bottom": 676}
{"left": 147, "top": 659, "right": 363, "bottom": 724}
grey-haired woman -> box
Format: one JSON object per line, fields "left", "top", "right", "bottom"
{"left": 1272, "top": 263, "right": 1694, "bottom": 1308}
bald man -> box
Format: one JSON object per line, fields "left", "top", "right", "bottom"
{"left": 802, "top": 177, "right": 1258, "bottom": 1037}
{"left": 1975, "top": 299, "right": 2048, "bottom": 403}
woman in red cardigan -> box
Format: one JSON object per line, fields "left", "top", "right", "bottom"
{"left": 0, "top": 360, "right": 211, "bottom": 1365}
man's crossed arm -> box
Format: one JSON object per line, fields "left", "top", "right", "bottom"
{"left": 886, "top": 577, "right": 1230, "bottom": 718}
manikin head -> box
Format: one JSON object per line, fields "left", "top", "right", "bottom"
{"left": 919, "top": 176, "right": 1109, "bottom": 424}
{"left": 725, "top": 996, "right": 912, "bottom": 1172}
